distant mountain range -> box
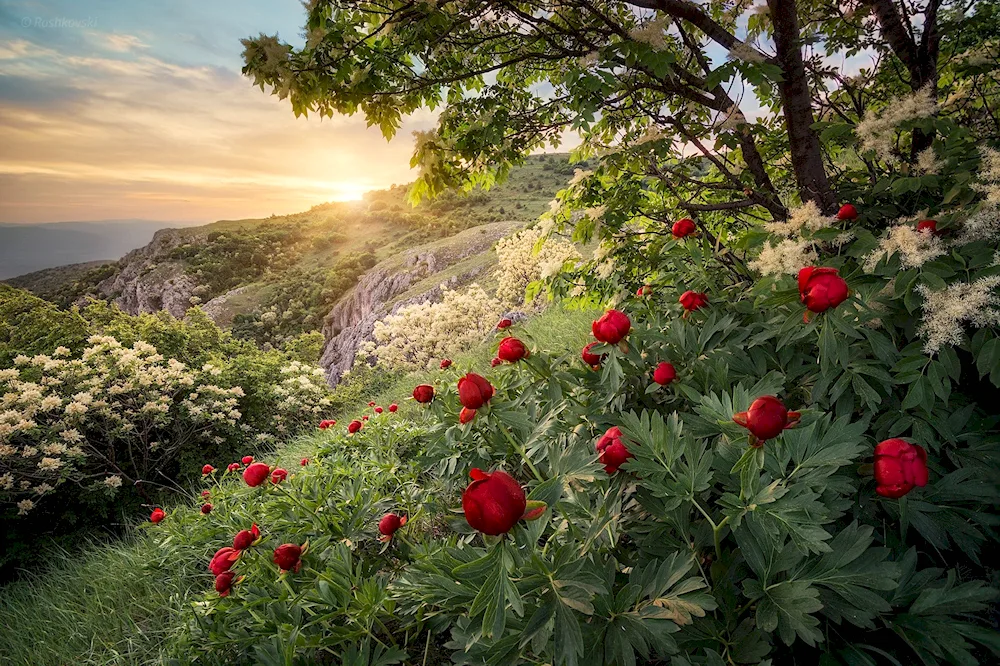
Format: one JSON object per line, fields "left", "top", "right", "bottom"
{"left": 0, "top": 220, "right": 202, "bottom": 280}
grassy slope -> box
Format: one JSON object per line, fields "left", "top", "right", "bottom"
{"left": 0, "top": 303, "right": 599, "bottom": 666}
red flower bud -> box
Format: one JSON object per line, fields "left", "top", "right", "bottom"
{"left": 242, "top": 462, "right": 270, "bottom": 487}
{"left": 462, "top": 469, "right": 526, "bottom": 536}
{"left": 348, "top": 419, "right": 363, "bottom": 433}
{"left": 202, "top": 464, "right": 215, "bottom": 475}
{"left": 270, "top": 468, "right": 287, "bottom": 484}
{"left": 679, "top": 291, "right": 708, "bottom": 313}
{"left": 916, "top": 219, "right": 938, "bottom": 234}
{"left": 368, "top": 401, "right": 376, "bottom": 407}
{"left": 241, "top": 455, "right": 254, "bottom": 465}
{"left": 497, "top": 337, "right": 529, "bottom": 362}
{"left": 439, "top": 359, "right": 453, "bottom": 369}
{"left": 592, "top": 309, "right": 631, "bottom": 344}
{"left": 318, "top": 419, "right": 336, "bottom": 430}
{"left": 272, "top": 543, "right": 302, "bottom": 573}
{"left": 636, "top": 285, "right": 652, "bottom": 297}
{"left": 215, "top": 571, "right": 236, "bottom": 597}
{"left": 378, "top": 513, "right": 408, "bottom": 541}
{"left": 581, "top": 342, "right": 606, "bottom": 369}
{"left": 491, "top": 357, "right": 502, "bottom": 367}
{"left": 873, "top": 439, "right": 928, "bottom": 498}
{"left": 837, "top": 204, "right": 858, "bottom": 221}
{"left": 150, "top": 507, "right": 165, "bottom": 524}
{"left": 201, "top": 490, "right": 211, "bottom": 498}
{"left": 413, "top": 384, "right": 435, "bottom": 403}
{"left": 232, "top": 524, "right": 260, "bottom": 551}
{"left": 388, "top": 403, "right": 398, "bottom": 413}
{"left": 226, "top": 462, "right": 240, "bottom": 472}
{"left": 653, "top": 361, "right": 676, "bottom": 385}
{"left": 209, "top": 547, "right": 240, "bottom": 576}
{"left": 798, "top": 267, "right": 849, "bottom": 314}
{"left": 374, "top": 406, "right": 383, "bottom": 414}
{"left": 300, "top": 458, "right": 309, "bottom": 466}
{"left": 458, "top": 373, "right": 494, "bottom": 410}
{"left": 671, "top": 218, "right": 697, "bottom": 238}
{"left": 200, "top": 503, "right": 213, "bottom": 514}
{"left": 732, "top": 396, "right": 800, "bottom": 444}
{"left": 459, "top": 407, "right": 477, "bottom": 424}
{"left": 497, "top": 318, "right": 513, "bottom": 330}
{"left": 595, "top": 426, "right": 633, "bottom": 474}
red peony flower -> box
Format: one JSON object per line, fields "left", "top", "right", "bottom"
{"left": 491, "top": 357, "right": 502, "bottom": 367}
{"left": 150, "top": 507, "right": 165, "bottom": 524}
{"left": 497, "top": 318, "right": 513, "bottom": 330}
{"left": 457, "top": 373, "right": 494, "bottom": 410}
{"left": 202, "top": 464, "right": 215, "bottom": 475}
{"left": 388, "top": 403, "right": 398, "bottom": 413}
{"left": 653, "top": 361, "right": 676, "bottom": 386}
{"left": 378, "top": 513, "right": 408, "bottom": 542}
{"left": 462, "top": 469, "right": 527, "bottom": 536}
{"left": 226, "top": 462, "right": 240, "bottom": 472}
{"left": 368, "top": 401, "right": 376, "bottom": 407}
{"left": 232, "top": 524, "right": 260, "bottom": 551}
{"left": 348, "top": 419, "right": 363, "bottom": 433}
{"left": 799, "top": 266, "right": 849, "bottom": 316}
{"left": 497, "top": 337, "right": 529, "bottom": 362}
{"left": 837, "top": 204, "right": 858, "bottom": 221}
{"left": 272, "top": 544, "right": 302, "bottom": 573}
{"left": 592, "top": 309, "right": 631, "bottom": 344}
{"left": 241, "top": 455, "right": 254, "bottom": 465}
{"left": 243, "top": 462, "right": 270, "bottom": 487}
{"left": 873, "top": 439, "right": 929, "bottom": 498}
{"left": 636, "top": 285, "right": 652, "bottom": 297}
{"left": 439, "top": 359, "right": 453, "bottom": 369}
{"left": 362, "top": 415, "right": 369, "bottom": 421}
{"left": 318, "top": 419, "right": 336, "bottom": 430}
{"left": 413, "top": 384, "right": 435, "bottom": 403}
{"left": 581, "top": 342, "right": 606, "bottom": 369}
{"left": 679, "top": 291, "right": 709, "bottom": 313}
{"left": 201, "top": 489, "right": 211, "bottom": 498}
{"left": 374, "top": 406, "right": 383, "bottom": 414}
{"left": 672, "top": 218, "right": 697, "bottom": 238}
{"left": 916, "top": 219, "right": 938, "bottom": 234}
{"left": 595, "top": 426, "right": 633, "bottom": 474}
{"left": 209, "top": 547, "right": 240, "bottom": 576}
{"left": 459, "top": 407, "right": 477, "bottom": 424}
{"left": 300, "top": 458, "right": 309, "bottom": 467}
{"left": 200, "top": 503, "right": 213, "bottom": 514}
{"left": 733, "top": 396, "right": 800, "bottom": 445}
{"left": 270, "top": 468, "right": 287, "bottom": 484}
{"left": 215, "top": 571, "right": 237, "bottom": 597}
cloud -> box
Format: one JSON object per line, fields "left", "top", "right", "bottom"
{"left": 0, "top": 26, "right": 433, "bottom": 224}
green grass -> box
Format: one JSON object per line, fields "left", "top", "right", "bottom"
{"left": 0, "top": 302, "right": 601, "bottom": 665}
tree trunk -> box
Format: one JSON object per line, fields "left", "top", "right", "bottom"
{"left": 766, "top": 0, "right": 837, "bottom": 213}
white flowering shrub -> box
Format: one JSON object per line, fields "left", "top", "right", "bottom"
{"left": 358, "top": 284, "right": 503, "bottom": 372}
{"left": 0, "top": 336, "right": 330, "bottom": 519}
{"left": 494, "top": 227, "right": 581, "bottom": 305}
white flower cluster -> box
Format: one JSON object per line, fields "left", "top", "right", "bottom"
{"left": 752, "top": 202, "right": 838, "bottom": 276}
{"left": 0, "top": 336, "right": 327, "bottom": 514}
{"left": 863, "top": 222, "right": 946, "bottom": 272}
{"left": 270, "top": 361, "right": 332, "bottom": 427}
{"left": 629, "top": 15, "right": 670, "bottom": 51}
{"left": 856, "top": 86, "right": 937, "bottom": 162}
{"left": 973, "top": 146, "right": 1000, "bottom": 208}
{"left": 360, "top": 285, "right": 503, "bottom": 372}
{"left": 494, "top": 228, "right": 582, "bottom": 304}
{"left": 916, "top": 276, "right": 1000, "bottom": 354}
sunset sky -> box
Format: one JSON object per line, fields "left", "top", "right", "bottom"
{"left": 0, "top": 0, "right": 436, "bottom": 224}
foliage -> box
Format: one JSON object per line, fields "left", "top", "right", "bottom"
{"left": 0, "top": 288, "right": 334, "bottom": 577}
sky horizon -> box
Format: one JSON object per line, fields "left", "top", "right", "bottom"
{"left": 0, "top": 0, "right": 438, "bottom": 225}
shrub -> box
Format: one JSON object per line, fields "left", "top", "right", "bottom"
{"left": 494, "top": 227, "right": 581, "bottom": 306}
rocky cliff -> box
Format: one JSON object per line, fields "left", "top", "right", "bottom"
{"left": 96, "top": 228, "right": 201, "bottom": 318}
{"left": 319, "top": 220, "right": 519, "bottom": 385}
